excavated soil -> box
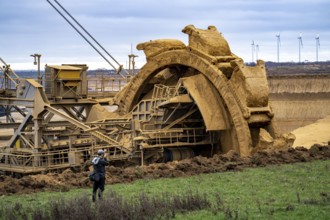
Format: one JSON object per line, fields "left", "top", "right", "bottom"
{"left": 1, "top": 144, "right": 330, "bottom": 196}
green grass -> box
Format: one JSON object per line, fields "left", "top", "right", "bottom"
{"left": 1, "top": 160, "right": 329, "bottom": 219}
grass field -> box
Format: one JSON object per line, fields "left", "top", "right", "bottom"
{"left": 1, "top": 160, "right": 329, "bottom": 219}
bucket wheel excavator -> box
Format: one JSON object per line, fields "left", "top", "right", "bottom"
{"left": 0, "top": 25, "right": 294, "bottom": 174}
{"left": 112, "top": 25, "right": 283, "bottom": 163}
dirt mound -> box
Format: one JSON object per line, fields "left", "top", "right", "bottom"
{"left": 0, "top": 145, "right": 329, "bottom": 196}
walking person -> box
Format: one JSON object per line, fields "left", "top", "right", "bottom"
{"left": 91, "top": 149, "right": 109, "bottom": 202}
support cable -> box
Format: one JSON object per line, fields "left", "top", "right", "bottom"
{"left": 46, "top": 0, "right": 128, "bottom": 77}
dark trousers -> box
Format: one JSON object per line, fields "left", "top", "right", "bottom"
{"left": 93, "top": 175, "right": 105, "bottom": 194}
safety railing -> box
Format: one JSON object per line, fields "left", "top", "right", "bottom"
{"left": 41, "top": 77, "right": 130, "bottom": 98}
{"left": 152, "top": 84, "right": 177, "bottom": 100}
{"left": 0, "top": 147, "right": 91, "bottom": 172}
{"left": 0, "top": 76, "right": 19, "bottom": 95}
{"left": 87, "top": 77, "right": 129, "bottom": 93}
{"left": 140, "top": 127, "right": 209, "bottom": 148}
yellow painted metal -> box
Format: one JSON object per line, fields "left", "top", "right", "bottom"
{"left": 15, "top": 140, "right": 20, "bottom": 149}
{"left": 64, "top": 81, "right": 79, "bottom": 86}
{"left": 0, "top": 25, "right": 296, "bottom": 174}
{"left": 47, "top": 65, "right": 81, "bottom": 71}
{"left": 181, "top": 74, "right": 230, "bottom": 131}
{"left": 57, "top": 70, "right": 81, "bottom": 80}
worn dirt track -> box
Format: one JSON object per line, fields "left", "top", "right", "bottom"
{"left": 0, "top": 144, "right": 329, "bottom": 196}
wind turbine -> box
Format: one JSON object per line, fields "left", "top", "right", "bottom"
{"left": 315, "top": 34, "right": 320, "bottom": 62}
{"left": 251, "top": 40, "right": 255, "bottom": 63}
{"left": 255, "top": 44, "right": 259, "bottom": 61}
{"left": 276, "top": 33, "right": 281, "bottom": 63}
{"left": 298, "top": 33, "right": 303, "bottom": 63}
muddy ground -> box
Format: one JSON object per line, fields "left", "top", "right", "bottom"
{"left": 0, "top": 144, "right": 329, "bottom": 196}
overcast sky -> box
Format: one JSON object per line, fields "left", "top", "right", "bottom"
{"left": 0, "top": 0, "right": 329, "bottom": 70}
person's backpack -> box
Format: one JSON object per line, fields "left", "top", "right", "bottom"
{"left": 89, "top": 172, "right": 100, "bottom": 182}
{"left": 89, "top": 156, "right": 102, "bottom": 181}
{"left": 89, "top": 172, "right": 95, "bottom": 181}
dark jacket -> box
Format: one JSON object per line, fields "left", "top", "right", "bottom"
{"left": 92, "top": 157, "right": 109, "bottom": 175}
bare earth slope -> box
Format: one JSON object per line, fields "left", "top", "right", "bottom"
{"left": 292, "top": 115, "right": 330, "bottom": 148}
